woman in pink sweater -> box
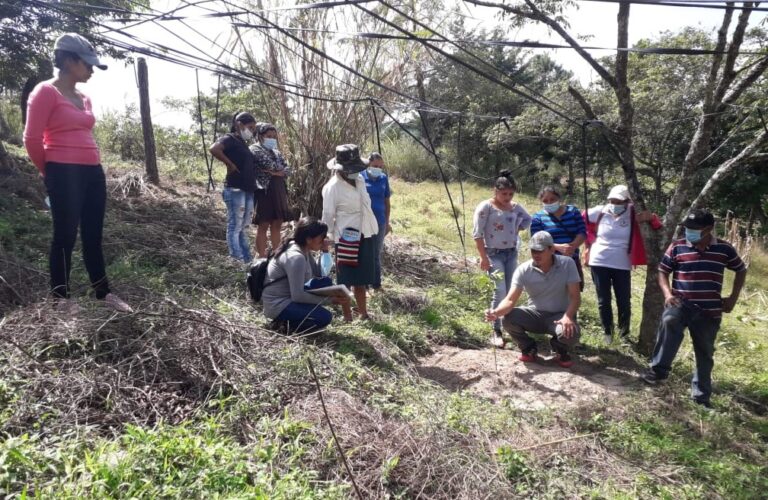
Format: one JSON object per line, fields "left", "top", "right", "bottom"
{"left": 23, "top": 33, "right": 131, "bottom": 314}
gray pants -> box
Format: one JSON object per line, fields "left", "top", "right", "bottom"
{"left": 502, "top": 306, "right": 580, "bottom": 355}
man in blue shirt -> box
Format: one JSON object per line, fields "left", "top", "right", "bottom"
{"left": 361, "top": 152, "right": 392, "bottom": 290}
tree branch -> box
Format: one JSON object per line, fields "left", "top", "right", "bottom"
{"left": 712, "top": 3, "right": 756, "bottom": 105}
{"left": 464, "top": 0, "right": 617, "bottom": 88}
{"left": 567, "top": 85, "right": 598, "bottom": 120}
{"left": 702, "top": 4, "right": 734, "bottom": 112}
{"left": 722, "top": 56, "right": 768, "bottom": 108}
{"left": 690, "top": 128, "right": 768, "bottom": 210}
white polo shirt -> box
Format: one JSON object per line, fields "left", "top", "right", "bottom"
{"left": 587, "top": 205, "right": 632, "bottom": 270}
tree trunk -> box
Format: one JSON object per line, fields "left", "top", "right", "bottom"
{"left": 137, "top": 58, "right": 160, "bottom": 186}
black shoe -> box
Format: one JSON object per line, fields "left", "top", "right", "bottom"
{"left": 267, "top": 319, "right": 289, "bottom": 334}
{"left": 641, "top": 369, "right": 666, "bottom": 385}
{"left": 694, "top": 399, "right": 714, "bottom": 410}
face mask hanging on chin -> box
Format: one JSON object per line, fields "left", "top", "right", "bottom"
{"left": 240, "top": 128, "right": 253, "bottom": 141}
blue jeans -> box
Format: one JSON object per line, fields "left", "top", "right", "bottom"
{"left": 649, "top": 303, "right": 721, "bottom": 403}
{"left": 590, "top": 266, "right": 632, "bottom": 337}
{"left": 488, "top": 247, "right": 518, "bottom": 332}
{"left": 276, "top": 302, "right": 333, "bottom": 334}
{"left": 372, "top": 228, "right": 386, "bottom": 289}
{"left": 222, "top": 187, "right": 254, "bottom": 262}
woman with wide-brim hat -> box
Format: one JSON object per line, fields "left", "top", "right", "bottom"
{"left": 23, "top": 33, "right": 132, "bottom": 315}
{"left": 321, "top": 144, "right": 379, "bottom": 320}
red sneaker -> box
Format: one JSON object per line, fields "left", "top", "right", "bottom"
{"left": 555, "top": 353, "right": 574, "bottom": 368}
{"left": 519, "top": 350, "right": 538, "bottom": 363}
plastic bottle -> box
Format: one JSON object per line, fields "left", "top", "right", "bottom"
{"left": 320, "top": 251, "right": 333, "bottom": 277}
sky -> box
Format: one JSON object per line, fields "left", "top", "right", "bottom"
{"left": 79, "top": 0, "right": 765, "bottom": 127}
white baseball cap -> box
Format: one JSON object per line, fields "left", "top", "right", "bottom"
{"left": 607, "top": 185, "right": 630, "bottom": 201}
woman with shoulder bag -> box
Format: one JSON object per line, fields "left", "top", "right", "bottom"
{"left": 583, "top": 185, "right": 662, "bottom": 344}
{"left": 262, "top": 217, "right": 351, "bottom": 334}
{"left": 322, "top": 144, "right": 379, "bottom": 320}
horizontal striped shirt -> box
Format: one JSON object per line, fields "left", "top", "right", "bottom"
{"left": 530, "top": 205, "right": 586, "bottom": 258}
{"left": 659, "top": 238, "right": 746, "bottom": 318}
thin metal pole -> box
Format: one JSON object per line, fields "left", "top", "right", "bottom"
{"left": 195, "top": 69, "right": 214, "bottom": 192}
{"left": 582, "top": 122, "right": 588, "bottom": 211}
{"left": 370, "top": 98, "right": 382, "bottom": 153}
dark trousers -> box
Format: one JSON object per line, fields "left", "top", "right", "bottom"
{"left": 502, "top": 307, "right": 581, "bottom": 355}
{"left": 590, "top": 266, "right": 631, "bottom": 337}
{"left": 45, "top": 163, "right": 110, "bottom": 299}
{"left": 649, "top": 304, "right": 720, "bottom": 403}
{"left": 276, "top": 302, "right": 333, "bottom": 334}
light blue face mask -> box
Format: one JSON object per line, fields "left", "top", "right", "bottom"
{"left": 609, "top": 203, "right": 627, "bottom": 215}
{"left": 367, "top": 167, "right": 383, "bottom": 178}
{"left": 262, "top": 137, "right": 278, "bottom": 150}
{"left": 685, "top": 228, "right": 703, "bottom": 244}
{"left": 543, "top": 202, "right": 560, "bottom": 214}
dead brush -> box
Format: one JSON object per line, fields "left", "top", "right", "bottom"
{"left": 723, "top": 211, "right": 760, "bottom": 267}
{"left": 291, "top": 388, "right": 517, "bottom": 499}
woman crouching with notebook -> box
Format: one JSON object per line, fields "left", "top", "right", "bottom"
{"left": 262, "top": 217, "right": 351, "bottom": 334}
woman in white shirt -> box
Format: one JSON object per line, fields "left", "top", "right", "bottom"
{"left": 322, "top": 144, "right": 379, "bottom": 320}
{"left": 584, "top": 185, "right": 660, "bottom": 344}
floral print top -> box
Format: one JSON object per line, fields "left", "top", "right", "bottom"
{"left": 250, "top": 144, "right": 290, "bottom": 191}
{"left": 472, "top": 200, "right": 532, "bottom": 250}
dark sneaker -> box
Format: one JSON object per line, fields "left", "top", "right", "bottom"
{"left": 641, "top": 369, "right": 666, "bottom": 385}
{"left": 490, "top": 329, "right": 506, "bottom": 348}
{"left": 555, "top": 352, "right": 574, "bottom": 368}
{"left": 267, "top": 319, "right": 289, "bottom": 334}
{"left": 519, "top": 349, "right": 538, "bottom": 363}
{"left": 694, "top": 399, "right": 714, "bottom": 410}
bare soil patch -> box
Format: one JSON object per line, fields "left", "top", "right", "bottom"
{"left": 418, "top": 345, "right": 638, "bottom": 410}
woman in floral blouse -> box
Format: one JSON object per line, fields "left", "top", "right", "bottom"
{"left": 473, "top": 170, "right": 532, "bottom": 341}
{"left": 251, "top": 123, "right": 292, "bottom": 257}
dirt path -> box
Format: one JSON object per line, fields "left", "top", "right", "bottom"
{"left": 417, "top": 345, "right": 639, "bottom": 410}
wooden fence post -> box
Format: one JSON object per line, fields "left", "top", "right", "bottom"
{"left": 137, "top": 57, "right": 159, "bottom": 185}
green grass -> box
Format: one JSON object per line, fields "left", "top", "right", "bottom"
{"left": 390, "top": 177, "right": 543, "bottom": 256}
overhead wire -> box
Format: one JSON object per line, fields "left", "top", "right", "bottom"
{"left": 352, "top": 1, "right": 581, "bottom": 126}
{"left": 578, "top": 0, "right": 768, "bottom": 12}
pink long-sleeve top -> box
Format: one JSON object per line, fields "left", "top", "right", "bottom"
{"left": 23, "top": 81, "right": 100, "bottom": 175}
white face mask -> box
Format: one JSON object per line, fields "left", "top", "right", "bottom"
{"left": 368, "top": 167, "right": 383, "bottom": 178}
{"left": 240, "top": 128, "right": 253, "bottom": 141}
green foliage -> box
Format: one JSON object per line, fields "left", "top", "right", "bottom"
{"left": 93, "top": 105, "right": 210, "bottom": 181}
{"left": 379, "top": 135, "right": 442, "bottom": 182}
{"left": 0, "top": 417, "right": 346, "bottom": 498}
{"left": 496, "top": 446, "right": 532, "bottom": 481}
{"left": 0, "top": 0, "right": 142, "bottom": 92}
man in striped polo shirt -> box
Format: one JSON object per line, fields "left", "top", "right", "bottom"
{"left": 642, "top": 209, "right": 747, "bottom": 408}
